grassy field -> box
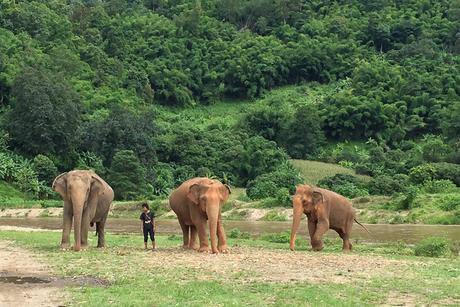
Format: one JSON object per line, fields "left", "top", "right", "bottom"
{"left": 291, "top": 159, "right": 370, "bottom": 184}
{"left": 0, "top": 230, "right": 458, "bottom": 306}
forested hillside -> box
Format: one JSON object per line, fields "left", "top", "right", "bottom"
{"left": 0, "top": 0, "right": 459, "bottom": 208}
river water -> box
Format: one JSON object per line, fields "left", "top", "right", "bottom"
{"left": 0, "top": 218, "right": 459, "bottom": 243}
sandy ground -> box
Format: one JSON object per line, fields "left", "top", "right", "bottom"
{"left": 0, "top": 208, "right": 62, "bottom": 218}
{"left": 0, "top": 241, "right": 64, "bottom": 307}
{"left": 144, "top": 246, "right": 413, "bottom": 285}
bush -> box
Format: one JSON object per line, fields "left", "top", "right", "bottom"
{"left": 33, "top": 154, "right": 58, "bottom": 185}
{"left": 261, "top": 210, "right": 287, "bottom": 221}
{"left": 368, "top": 174, "right": 410, "bottom": 196}
{"left": 108, "top": 150, "right": 148, "bottom": 200}
{"left": 421, "top": 180, "right": 458, "bottom": 194}
{"left": 261, "top": 231, "right": 291, "bottom": 243}
{"left": 246, "top": 164, "right": 302, "bottom": 200}
{"left": 414, "top": 237, "right": 451, "bottom": 257}
{"left": 430, "top": 163, "right": 460, "bottom": 186}
{"left": 396, "top": 186, "right": 419, "bottom": 210}
{"left": 409, "top": 164, "right": 436, "bottom": 184}
{"left": 228, "top": 228, "right": 251, "bottom": 239}
{"left": 318, "top": 173, "right": 369, "bottom": 198}
{"left": 438, "top": 194, "right": 460, "bottom": 211}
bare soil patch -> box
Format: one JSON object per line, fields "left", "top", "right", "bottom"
{"left": 0, "top": 241, "right": 107, "bottom": 307}
{"left": 146, "top": 246, "right": 413, "bottom": 284}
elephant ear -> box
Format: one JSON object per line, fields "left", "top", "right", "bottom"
{"left": 187, "top": 183, "right": 202, "bottom": 205}
{"left": 90, "top": 175, "right": 105, "bottom": 197}
{"left": 312, "top": 191, "right": 324, "bottom": 205}
{"left": 52, "top": 172, "right": 68, "bottom": 198}
{"left": 219, "top": 184, "right": 231, "bottom": 201}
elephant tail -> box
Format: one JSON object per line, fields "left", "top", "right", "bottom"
{"left": 354, "top": 218, "right": 370, "bottom": 234}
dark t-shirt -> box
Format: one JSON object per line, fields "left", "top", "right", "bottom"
{"left": 140, "top": 211, "right": 155, "bottom": 229}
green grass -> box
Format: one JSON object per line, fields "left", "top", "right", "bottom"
{"left": 0, "top": 231, "right": 458, "bottom": 306}
{"left": 0, "top": 181, "right": 28, "bottom": 200}
{"left": 291, "top": 160, "right": 370, "bottom": 184}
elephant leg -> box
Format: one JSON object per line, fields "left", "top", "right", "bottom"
{"left": 311, "top": 219, "right": 329, "bottom": 251}
{"left": 81, "top": 209, "right": 90, "bottom": 249}
{"left": 217, "top": 219, "right": 228, "bottom": 253}
{"left": 178, "top": 220, "right": 190, "bottom": 249}
{"left": 97, "top": 218, "right": 107, "bottom": 248}
{"left": 307, "top": 219, "right": 317, "bottom": 244}
{"left": 61, "top": 200, "right": 72, "bottom": 249}
{"left": 189, "top": 225, "right": 198, "bottom": 250}
{"left": 195, "top": 219, "right": 209, "bottom": 252}
{"left": 337, "top": 229, "right": 352, "bottom": 252}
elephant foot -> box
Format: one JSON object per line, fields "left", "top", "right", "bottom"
{"left": 312, "top": 244, "right": 324, "bottom": 252}
{"left": 60, "top": 242, "right": 70, "bottom": 250}
{"left": 198, "top": 246, "right": 209, "bottom": 253}
{"left": 97, "top": 244, "right": 106, "bottom": 248}
{"left": 218, "top": 245, "right": 229, "bottom": 253}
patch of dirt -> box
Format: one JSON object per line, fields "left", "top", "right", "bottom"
{"left": 0, "top": 208, "right": 62, "bottom": 218}
{"left": 146, "top": 246, "right": 413, "bottom": 284}
{"left": 0, "top": 241, "right": 107, "bottom": 307}
{"left": 0, "top": 226, "right": 60, "bottom": 232}
{"left": 383, "top": 291, "right": 418, "bottom": 306}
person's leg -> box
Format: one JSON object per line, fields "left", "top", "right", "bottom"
{"left": 149, "top": 228, "right": 155, "bottom": 250}
{"left": 143, "top": 227, "right": 148, "bottom": 249}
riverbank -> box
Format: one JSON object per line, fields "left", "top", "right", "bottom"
{"left": 0, "top": 230, "right": 458, "bottom": 306}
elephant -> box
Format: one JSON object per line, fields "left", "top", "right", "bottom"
{"left": 52, "top": 170, "right": 114, "bottom": 251}
{"left": 290, "top": 184, "right": 369, "bottom": 252}
{"left": 169, "top": 177, "right": 231, "bottom": 254}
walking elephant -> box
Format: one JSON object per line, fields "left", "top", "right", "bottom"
{"left": 290, "top": 184, "right": 369, "bottom": 252}
{"left": 52, "top": 170, "right": 114, "bottom": 251}
{"left": 169, "top": 177, "right": 231, "bottom": 254}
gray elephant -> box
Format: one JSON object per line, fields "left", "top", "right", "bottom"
{"left": 52, "top": 170, "right": 114, "bottom": 251}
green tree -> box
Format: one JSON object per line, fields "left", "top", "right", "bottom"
{"left": 108, "top": 150, "right": 148, "bottom": 200}
{"left": 33, "top": 154, "right": 58, "bottom": 185}
{"left": 8, "top": 67, "right": 81, "bottom": 158}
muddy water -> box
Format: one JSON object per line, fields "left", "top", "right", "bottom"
{"left": 0, "top": 218, "right": 459, "bottom": 243}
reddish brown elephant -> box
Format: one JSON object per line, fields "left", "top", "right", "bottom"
{"left": 169, "top": 177, "right": 231, "bottom": 254}
{"left": 290, "top": 184, "right": 369, "bottom": 252}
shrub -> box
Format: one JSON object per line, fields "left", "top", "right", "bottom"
{"left": 396, "top": 186, "right": 419, "bottom": 210}
{"left": 409, "top": 164, "right": 436, "bottom": 184}
{"left": 246, "top": 164, "right": 302, "bottom": 200}
{"left": 430, "top": 162, "right": 460, "bottom": 186}
{"left": 438, "top": 194, "right": 460, "bottom": 211}
{"left": 228, "top": 228, "right": 251, "bottom": 239}
{"left": 108, "top": 150, "right": 148, "bottom": 200}
{"left": 368, "top": 174, "right": 410, "bottom": 196}
{"left": 261, "top": 231, "right": 291, "bottom": 243}
{"left": 318, "top": 173, "right": 369, "bottom": 198}
{"left": 33, "top": 154, "right": 58, "bottom": 185}
{"left": 75, "top": 152, "right": 106, "bottom": 176}
{"left": 275, "top": 188, "right": 292, "bottom": 208}
{"left": 414, "top": 237, "right": 451, "bottom": 257}
{"left": 421, "top": 180, "right": 458, "bottom": 194}
{"left": 261, "top": 210, "right": 287, "bottom": 221}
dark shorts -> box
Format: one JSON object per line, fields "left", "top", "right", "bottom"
{"left": 143, "top": 227, "right": 155, "bottom": 242}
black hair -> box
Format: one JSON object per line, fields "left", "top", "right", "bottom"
{"left": 141, "top": 203, "right": 149, "bottom": 210}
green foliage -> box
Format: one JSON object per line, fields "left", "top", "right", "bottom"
{"left": 396, "top": 186, "right": 419, "bottom": 210}
{"left": 318, "top": 174, "right": 369, "bottom": 198}
{"left": 228, "top": 228, "right": 251, "bottom": 239}
{"left": 414, "top": 237, "right": 451, "bottom": 258}
{"left": 246, "top": 164, "right": 302, "bottom": 200}
{"left": 8, "top": 67, "right": 81, "bottom": 158}
{"left": 368, "top": 174, "right": 410, "bottom": 196}
{"left": 438, "top": 194, "right": 460, "bottom": 211}
{"left": 108, "top": 150, "right": 148, "bottom": 200}
{"left": 33, "top": 155, "right": 58, "bottom": 185}
{"left": 260, "top": 210, "right": 287, "bottom": 221}
{"left": 261, "top": 231, "right": 291, "bottom": 243}
{"left": 421, "top": 180, "right": 458, "bottom": 194}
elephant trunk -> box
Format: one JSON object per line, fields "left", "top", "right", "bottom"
{"left": 70, "top": 189, "right": 86, "bottom": 252}
{"left": 207, "top": 205, "right": 219, "bottom": 254}
{"left": 290, "top": 197, "right": 303, "bottom": 251}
